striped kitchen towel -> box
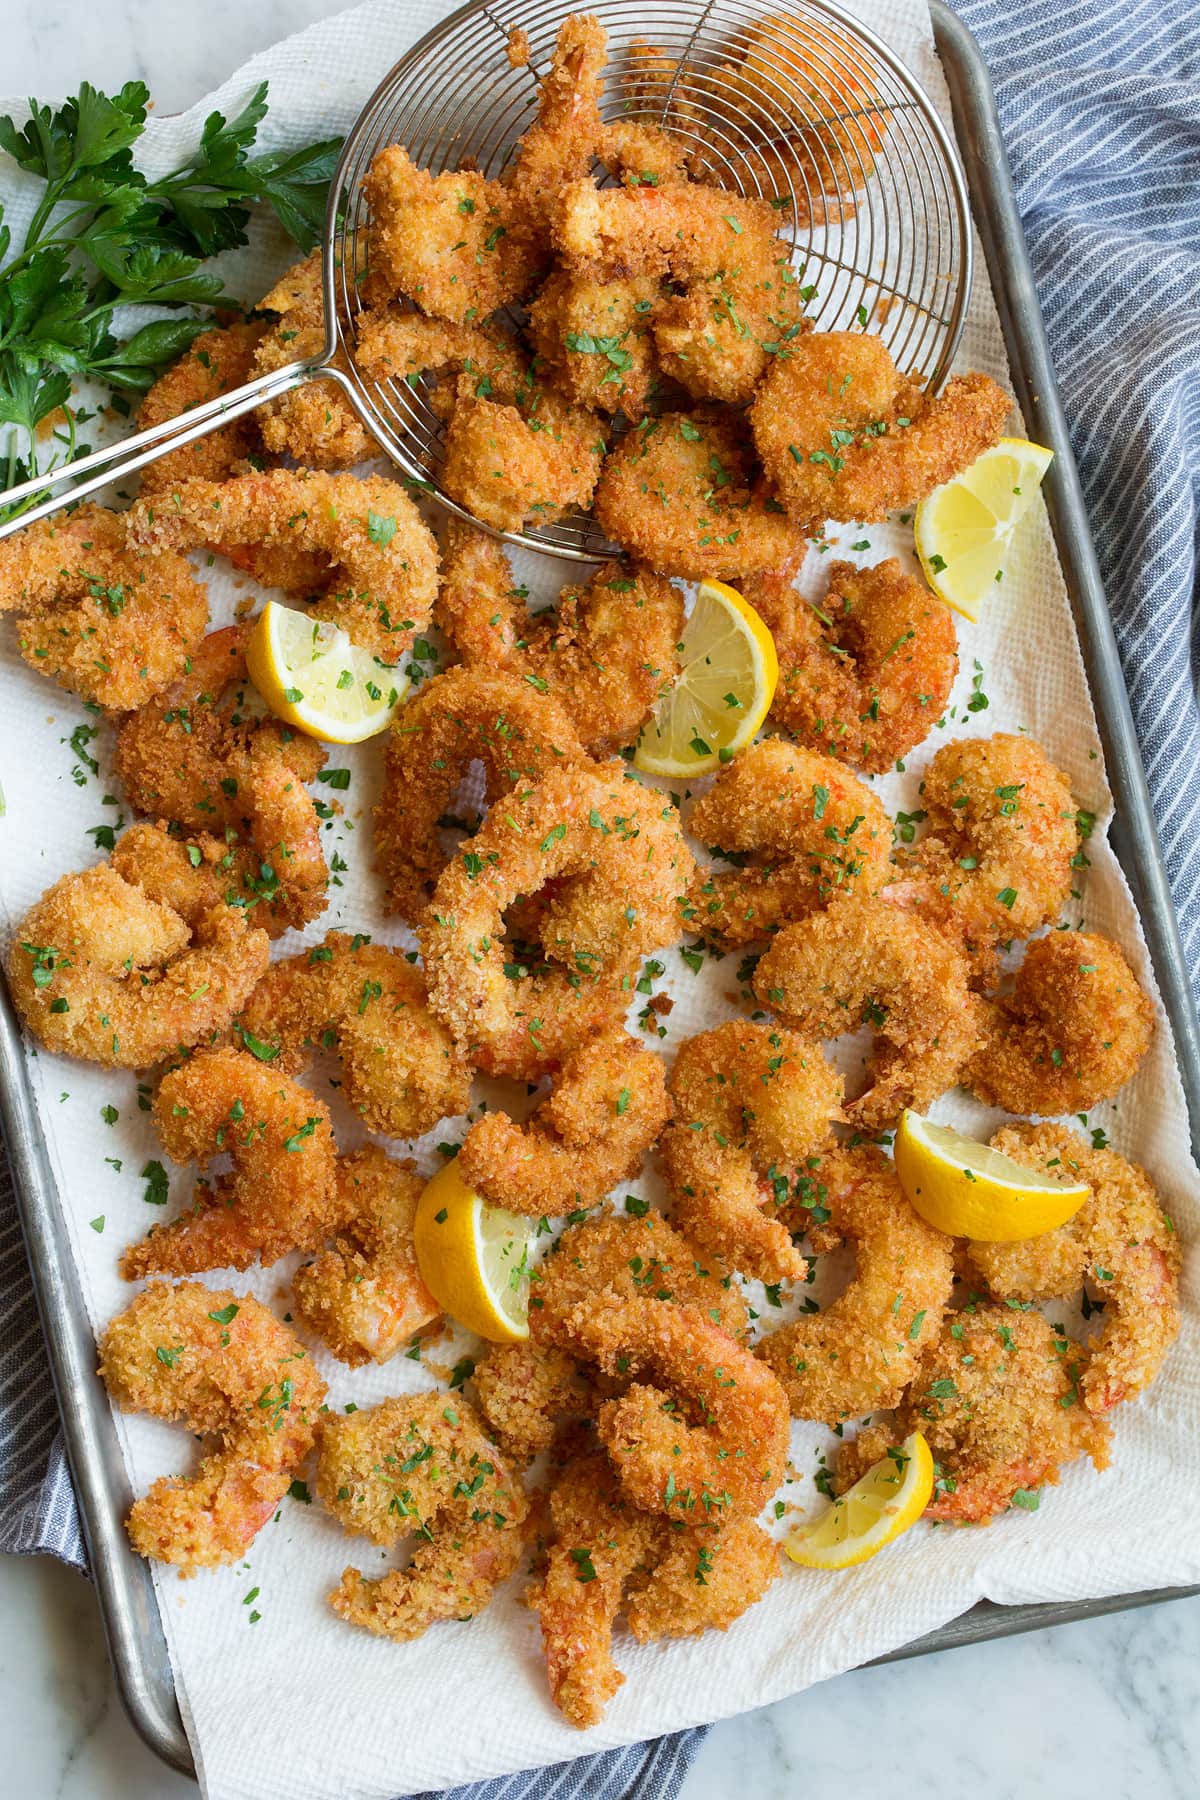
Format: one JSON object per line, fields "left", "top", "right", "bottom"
{"left": 0, "top": 1, "right": 1196, "bottom": 1794}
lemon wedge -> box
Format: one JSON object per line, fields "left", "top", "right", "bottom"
{"left": 894, "top": 1109, "right": 1090, "bottom": 1242}
{"left": 246, "top": 601, "right": 408, "bottom": 744}
{"left": 786, "top": 1431, "right": 933, "bottom": 1570}
{"left": 412, "top": 1159, "right": 533, "bottom": 1343}
{"left": 633, "top": 577, "right": 778, "bottom": 777}
{"left": 914, "top": 437, "right": 1055, "bottom": 621}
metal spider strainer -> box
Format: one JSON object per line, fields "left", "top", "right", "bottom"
{"left": 0, "top": 0, "right": 973, "bottom": 558}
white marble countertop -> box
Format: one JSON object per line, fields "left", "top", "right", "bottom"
{"left": 1, "top": 1, "right": 1199, "bottom": 1795}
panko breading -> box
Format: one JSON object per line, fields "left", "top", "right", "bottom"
{"left": 754, "top": 893, "right": 986, "bottom": 1130}
{"left": 441, "top": 381, "right": 607, "bottom": 533}
{"left": 99, "top": 1281, "right": 326, "bottom": 1573}
{"left": 252, "top": 251, "right": 375, "bottom": 468}
{"left": 748, "top": 558, "right": 958, "bottom": 773}
{"left": 531, "top": 1213, "right": 749, "bottom": 1347}
{"left": 594, "top": 411, "right": 805, "bottom": 579}
{"left": 751, "top": 330, "right": 1010, "bottom": 528}
{"left": 527, "top": 269, "right": 664, "bottom": 418}
{"left": 756, "top": 1146, "right": 954, "bottom": 1423}
{"left": 966, "top": 931, "right": 1154, "bottom": 1115}
{"left": 436, "top": 519, "right": 683, "bottom": 753}
{"left": 0, "top": 503, "right": 208, "bottom": 710}
{"left": 138, "top": 319, "right": 267, "bottom": 492}
{"left": 967, "top": 1123, "right": 1181, "bottom": 1412}
{"left": 473, "top": 1340, "right": 595, "bottom": 1467}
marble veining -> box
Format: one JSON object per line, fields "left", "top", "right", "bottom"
{"left": 0, "top": 2, "right": 1198, "bottom": 1796}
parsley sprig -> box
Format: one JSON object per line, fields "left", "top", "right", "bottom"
{"left": 0, "top": 79, "right": 341, "bottom": 517}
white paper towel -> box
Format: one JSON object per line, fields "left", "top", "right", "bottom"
{"left": 2, "top": 2, "right": 1199, "bottom": 1796}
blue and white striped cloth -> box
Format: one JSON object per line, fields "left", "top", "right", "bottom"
{"left": 1, "top": 0, "right": 1197, "bottom": 1791}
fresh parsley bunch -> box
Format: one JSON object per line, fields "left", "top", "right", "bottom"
{"left": 0, "top": 79, "right": 341, "bottom": 516}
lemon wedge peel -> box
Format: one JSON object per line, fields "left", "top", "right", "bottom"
{"left": 633, "top": 577, "right": 778, "bottom": 778}
{"left": 785, "top": 1430, "right": 934, "bottom": 1571}
{"left": 894, "top": 1109, "right": 1090, "bottom": 1243}
{"left": 413, "top": 1159, "right": 533, "bottom": 1343}
{"left": 246, "top": 600, "right": 409, "bottom": 744}
{"left": 914, "top": 437, "right": 1055, "bottom": 622}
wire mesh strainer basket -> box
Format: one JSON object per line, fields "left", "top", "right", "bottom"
{"left": 0, "top": 0, "right": 972, "bottom": 560}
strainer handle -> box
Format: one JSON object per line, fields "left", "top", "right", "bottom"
{"left": 0, "top": 358, "right": 316, "bottom": 544}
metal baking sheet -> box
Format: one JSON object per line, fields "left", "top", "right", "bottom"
{"left": 1, "top": 3, "right": 1196, "bottom": 1778}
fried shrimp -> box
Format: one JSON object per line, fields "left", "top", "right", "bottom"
{"left": 661, "top": 1021, "right": 842, "bottom": 1282}
{"left": 685, "top": 737, "right": 892, "bottom": 948}
{"left": 965, "top": 931, "right": 1154, "bottom": 1115}
{"left": 113, "top": 625, "right": 329, "bottom": 934}
{"left": 625, "top": 1513, "right": 779, "bottom": 1642}
{"left": 127, "top": 468, "right": 439, "bottom": 665}
{"left": 318, "top": 1393, "right": 529, "bottom": 1642}
{"left": 504, "top": 12, "right": 609, "bottom": 258}
{"left": 237, "top": 930, "right": 472, "bottom": 1138}
{"left": 99, "top": 1281, "right": 326, "bottom": 1573}
{"left": 563, "top": 1296, "right": 791, "bottom": 1517}
{"left": 292, "top": 1145, "right": 440, "bottom": 1367}
{"left": 435, "top": 520, "right": 683, "bottom": 754}
{"left": 373, "top": 665, "right": 587, "bottom": 920}
{"left": 965, "top": 1123, "right": 1180, "bottom": 1412}
{"left": 750, "top": 331, "right": 1009, "bottom": 528}
{"left": 251, "top": 251, "right": 375, "bottom": 468}
{"left": 894, "top": 733, "right": 1079, "bottom": 975}
{"left": 839, "top": 1305, "right": 1111, "bottom": 1524}
{"left": 457, "top": 1030, "right": 670, "bottom": 1217}
{"left": 7, "top": 847, "right": 269, "bottom": 1068}
{"left": 137, "top": 320, "right": 267, "bottom": 492}
{"left": 527, "top": 270, "right": 664, "bottom": 419}
{"left": 0, "top": 503, "right": 208, "bottom": 710}
{"left": 755, "top": 1146, "right": 953, "bottom": 1423}
{"left": 121, "top": 1046, "right": 339, "bottom": 1278}
{"left": 422, "top": 763, "right": 697, "bottom": 1079}
{"left": 532, "top": 1213, "right": 750, "bottom": 1348}
{"left": 353, "top": 305, "right": 528, "bottom": 418}
{"left": 441, "top": 381, "right": 607, "bottom": 533}
{"left": 363, "top": 146, "right": 537, "bottom": 323}
{"left": 473, "top": 1340, "right": 594, "bottom": 1467}
{"left": 528, "top": 1450, "right": 663, "bottom": 1728}
{"left": 593, "top": 411, "right": 806, "bottom": 580}
{"left": 747, "top": 559, "right": 957, "bottom": 772}
{"left": 754, "top": 894, "right": 985, "bottom": 1130}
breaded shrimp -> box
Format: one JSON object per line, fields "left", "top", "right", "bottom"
{"left": 251, "top": 251, "right": 375, "bottom": 469}
{"left": 127, "top": 468, "right": 439, "bottom": 665}
{"left": 966, "top": 1123, "right": 1179, "bottom": 1412}
{"left": 747, "top": 559, "right": 958, "bottom": 772}
{"left": 528, "top": 1450, "right": 663, "bottom": 1728}
{"left": 441, "top": 381, "right": 607, "bottom": 533}
{"left": 839, "top": 1305, "right": 1111, "bottom": 1524}
{"left": 756, "top": 1146, "right": 953, "bottom": 1423}
{"left": 121, "top": 1046, "right": 339, "bottom": 1278}
{"left": 238, "top": 930, "right": 472, "bottom": 1138}
{"left": 661, "top": 1021, "right": 842, "bottom": 1281}
{"left": 292, "top": 1145, "right": 440, "bottom": 1367}
{"left": 564, "top": 1296, "right": 791, "bottom": 1518}
{"left": 750, "top": 332, "right": 1010, "bottom": 528}
{"left": 594, "top": 412, "right": 806, "bottom": 580}
{"left": 893, "top": 733, "right": 1079, "bottom": 977}
{"left": 527, "top": 270, "right": 664, "bottom": 418}
{"left": 113, "top": 625, "right": 329, "bottom": 934}
{"left": 754, "top": 893, "right": 985, "bottom": 1130}
{"left": 7, "top": 849, "right": 269, "bottom": 1069}
{"left": 353, "top": 304, "right": 528, "bottom": 417}
{"left": 318, "top": 1393, "right": 529, "bottom": 1642}
{"left": 0, "top": 503, "right": 208, "bottom": 710}
{"left": 99, "top": 1281, "right": 325, "bottom": 1573}
{"left": 435, "top": 520, "right": 682, "bottom": 754}
{"left": 473, "top": 1340, "right": 594, "bottom": 1467}
{"left": 421, "top": 763, "right": 696, "bottom": 1079}
{"left": 137, "top": 320, "right": 267, "bottom": 492}
{"left": 626, "top": 1513, "right": 779, "bottom": 1641}
{"left": 363, "top": 146, "right": 536, "bottom": 323}
{"left": 685, "top": 737, "right": 892, "bottom": 947}
{"left": 504, "top": 13, "right": 610, "bottom": 260}
{"left": 531, "top": 1213, "right": 749, "bottom": 1348}
{"left": 457, "top": 1030, "right": 670, "bottom": 1217}
{"left": 965, "top": 931, "right": 1154, "bottom": 1115}
{"left": 374, "top": 665, "right": 587, "bottom": 920}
